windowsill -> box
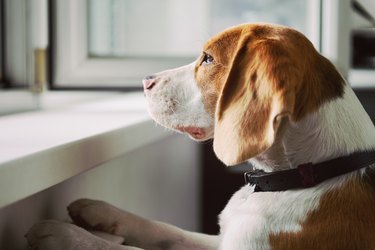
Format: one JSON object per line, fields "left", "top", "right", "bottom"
{"left": 0, "top": 91, "right": 171, "bottom": 208}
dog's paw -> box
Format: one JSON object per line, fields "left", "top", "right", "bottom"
{"left": 68, "top": 199, "right": 128, "bottom": 237}
{"left": 25, "top": 220, "right": 119, "bottom": 250}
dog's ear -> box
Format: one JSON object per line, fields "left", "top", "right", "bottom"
{"left": 213, "top": 33, "right": 299, "bottom": 166}
{"left": 213, "top": 26, "right": 345, "bottom": 166}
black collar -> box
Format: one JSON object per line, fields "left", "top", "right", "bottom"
{"left": 244, "top": 151, "right": 375, "bottom": 192}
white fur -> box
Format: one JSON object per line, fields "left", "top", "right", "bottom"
{"left": 144, "top": 61, "right": 214, "bottom": 140}
{"left": 284, "top": 86, "right": 375, "bottom": 166}
{"left": 219, "top": 185, "right": 324, "bottom": 249}
{"left": 251, "top": 85, "right": 375, "bottom": 172}
{"left": 219, "top": 84, "right": 375, "bottom": 249}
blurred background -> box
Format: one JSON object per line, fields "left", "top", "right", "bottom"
{"left": 0, "top": 0, "right": 374, "bottom": 249}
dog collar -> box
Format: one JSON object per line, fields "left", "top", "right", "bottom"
{"left": 244, "top": 150, "right": 375, "bottom": 192}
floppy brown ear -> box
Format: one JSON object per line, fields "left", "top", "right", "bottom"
{"left": 213, "top": 34, "right": 299, "bottom": 166}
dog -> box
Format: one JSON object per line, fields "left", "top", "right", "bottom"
{"left": 27, "top": 23, "right": 375, "bottom": 249}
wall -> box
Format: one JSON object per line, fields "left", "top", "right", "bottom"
{"left": 0, "top": 135, "right": 201, "bottom": 249}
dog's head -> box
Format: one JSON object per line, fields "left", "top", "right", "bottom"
{"left": 143, "top": 24, "right": 344, "bottom": 166}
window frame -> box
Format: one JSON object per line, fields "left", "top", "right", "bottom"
{"left": 0, "top": 0, "right": 3, "bottom": 85}
{"left": 0, "top": 0, "right": 40, "bottom": 116}
{"left": 51, "top": 0, "right": 196, "bottom": 90}
{"left": 321, "top": 0, "right": 351, "bottom": 79}
{"left": 3, "top": 0, "right": 32, "bottom": 87}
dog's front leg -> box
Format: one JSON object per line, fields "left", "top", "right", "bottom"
{"left": 68, "top": 199, "right": 219, "bottom": 250}
{"left": 26, "top": 220, "right": 143, "bottom": 250}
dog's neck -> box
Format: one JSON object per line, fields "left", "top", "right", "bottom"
{"left": 250, "top": 85, "right": 375, "bottom": 172}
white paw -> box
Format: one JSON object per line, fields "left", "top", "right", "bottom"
{"left": 68, "top": 199, "right": 128, "bottom": 235}
{"left": 26, "top": 220, "right": 118, "bottom": 250}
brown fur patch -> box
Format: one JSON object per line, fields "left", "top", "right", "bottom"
{"left": 195, "top": 24, "right": 345, "bottom": 165}
{"left": 194, "top": 25, "right": 244, "bottom": 115}
{"left": 269, "top": 173, "right": 375, "bottom": 250}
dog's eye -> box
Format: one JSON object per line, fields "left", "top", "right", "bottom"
{"left": 201, "top": 53, "right": 214, "bottom": 65}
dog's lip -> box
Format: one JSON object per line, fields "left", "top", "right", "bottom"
{"left": 176, "top": 126, "right": 206, "bottom": 140}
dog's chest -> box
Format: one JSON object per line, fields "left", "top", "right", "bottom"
{"left": 217, "top": 185, "right": 324, "bottom": 250}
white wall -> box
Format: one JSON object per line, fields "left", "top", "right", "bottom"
{"left": 0, "top": 135, "right": 201, "bottom": 249}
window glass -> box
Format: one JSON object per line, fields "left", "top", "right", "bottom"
{"left": 211, "top": 0, "right": 307, "bottom": 35}
{"left": 88, "top": 0, "right": 310, "bottom": 58}
{"left": 88, "top": 0, "right": 209, "bottom": 57}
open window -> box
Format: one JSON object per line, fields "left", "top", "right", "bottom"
{"left": 3, "top": 0, "right": 358, "bottom": 115}
{"left": 51, "top": 0, "right": 321, "bottom": 89}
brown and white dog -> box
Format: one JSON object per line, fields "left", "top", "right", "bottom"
{"left": 27, "top": 24, "right": 375, "bottom": 249}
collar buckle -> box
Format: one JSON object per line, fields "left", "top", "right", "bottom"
{"left": 244, "top": 169, "right": 264, "bottom": 186}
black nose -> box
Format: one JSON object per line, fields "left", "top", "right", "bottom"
{"left": 143, "top": 75, "right": 156, "bottom": 90}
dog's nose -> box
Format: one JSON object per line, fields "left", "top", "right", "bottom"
{"left": 143, "top": 75, "right": 156, "bottom": 90}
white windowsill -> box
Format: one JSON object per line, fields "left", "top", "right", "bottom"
{"left": 0, "top": 92, "right": 171, "bottom": 208}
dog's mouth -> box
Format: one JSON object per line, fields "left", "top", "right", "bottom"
{"left": 176, "top": 126, "right": 207, "bottom": 140}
